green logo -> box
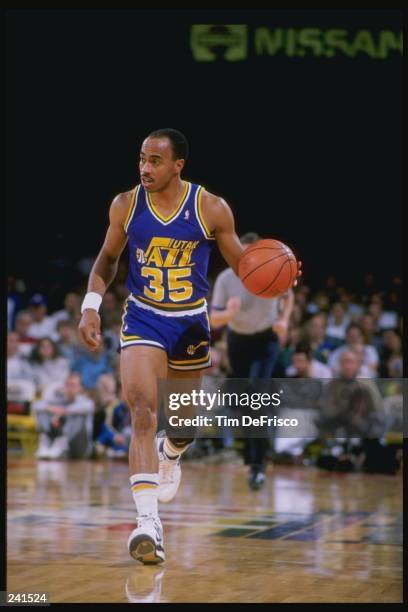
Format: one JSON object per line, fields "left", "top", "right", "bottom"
{"left": 190, "top": 25, "right": 248, "bottom": 62}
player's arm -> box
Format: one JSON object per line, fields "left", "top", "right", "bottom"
{"left": 201, "top": 191, "right": 244, "bottom": 275}
{"left": 78, "top": 192, "right": 131, "bottom": 351}
{"left": 272, "top": 289, "right": 294, "bottom": 344}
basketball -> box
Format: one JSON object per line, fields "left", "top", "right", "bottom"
{"left": 238, "top": 239, "right": 298, "bottom": 298}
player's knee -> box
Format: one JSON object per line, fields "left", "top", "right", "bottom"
{"left": 126, "top": 389, "right": 157, "bottom": 432}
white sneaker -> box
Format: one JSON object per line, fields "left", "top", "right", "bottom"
{"left": 36, "top": 433, "right": 52, "bottom": 459}
{"left": 47, "top": 436, "right": 69, "bottom": 459}
{"left": 128, "top": 515, "right": 165, "bottom": 564}
{"left": 157, "top": 435, "right": 181, "bottom": 503}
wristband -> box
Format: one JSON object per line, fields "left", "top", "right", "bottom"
{"left": 81, "top": 292, "right": 102, "bottom": 314}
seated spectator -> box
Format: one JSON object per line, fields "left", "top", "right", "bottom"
{"left": 317, "top": 350, "right": 385, "bottom": 438}
{"left": 8, "top": 276, "right": 25, "bottom": 330}
{"left": 336, "top": 288, "right": 364, "bottom": 318}
{"left": 7, "top": 332, "right": 34, "bottom": 381}
{"left": 379, "top": 330, "right": 403, "bottom": 378}
{"left": 326, "top": 302, "right": 350, "bottom": 341}
{"left": 29, "top": 337, "right": 71, "bottom": 393}
{"left": 100, "top": 291, "right": 119, "bottom": 329}
{"left": 359, "top": 312, "right": 383, "bottom": 352}
{"left": 305, "top": 291, "right": 330, "bottom": 315}
{"left": 286, "top": 342, "right": 332, "bottom": 378}
{"left": 72, "top": 343, "right": 113, "bottom": 390}
{"left": 368, "top": 295, "right": 399, "bottom": 331}
{"left": 304, "top": 313, "right": 341, "bottom": 364}
{"left": 328, "top": 323, "right": 379, "bottom": 377}
{"left": 32, "top": 372, "right": 95, "bottom": 459}
{"left": 55, "top": 320, "right": 83, "bottom": 364}
{"left": 273, "top": 325, "right": 302, "bottom": 376}
{"left": 94, "top": 374, "right": 129, "bottom": 458}
{"left": 103, "top": 318, "right": 122, "bottom": 364}
{"left": 27, "top": 294, "right": 57, "bottom": 339}
{"left": 349, "top": 343, "right": 375, "bottom": 378}
{"left": 52, "top": 292, "right": 82, "bottom": 327}
{"left": 14, "top": 310, "right": 37, "bottom": 357}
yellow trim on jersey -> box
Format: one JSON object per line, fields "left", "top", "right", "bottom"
{"left": 136, "top": 294, "right": 206, "bottom": 309}
{"left": 147, "top": 181, "right": 189, "bottom": 223}
{"left": 124, "top": 186, "right": 139, "bottom": 232}
{"left": 197, "top": 186, "right": 215, "bottom": 239}
{"left": 168, "top": 352, "right": 210, "bottom": 365}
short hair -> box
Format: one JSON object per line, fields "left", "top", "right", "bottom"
{"left": 147, "top": 128, "right": 189, "bottom": 161}
{"left": 294, "top": 341, "right": 312, "bottom": 359}
{"left": 240, "top": 232, "right": 261, "bottom": 245}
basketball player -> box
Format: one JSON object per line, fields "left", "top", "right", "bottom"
{"left": 78, "top": 128, "right": 301, "bottom": 564}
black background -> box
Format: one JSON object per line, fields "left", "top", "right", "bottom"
{"left": 5, "top": 9, "right": 403, "bottom": 294}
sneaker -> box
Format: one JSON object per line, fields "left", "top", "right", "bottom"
{"left": 47, "top": 436, "right": 69, "bottom": 460}
{"left": 36, "top": 433, "right": 52, "bottom": 459}
{"left": 248, "top": 470, "right": 266, "bottom": 491}
{"left": 128, "top": 515, "right": 165, "bottom": 564}
{"left": 156, "top": 434, "right": 181, "bottom": 503}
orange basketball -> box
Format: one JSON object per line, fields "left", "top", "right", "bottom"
{"left": 238, "top": 239, "right": 298, "bottom": 298}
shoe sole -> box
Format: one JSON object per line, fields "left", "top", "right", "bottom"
{"left": 128, "top": 534, "right": 165, "bottom": 565}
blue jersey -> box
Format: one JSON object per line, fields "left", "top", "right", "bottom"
{"left": 123, "top": 181, "right": 215, "bottom": 316}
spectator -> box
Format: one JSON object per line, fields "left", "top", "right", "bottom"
{"left": 55, "top": 320, "right": 83, "bottom": 364}
{"left": 29, "top": 337, "right": 71, "bottom": 393}
{"left": 326, "top": 302, "right": 350, "bottom": 341}
{"left": 14, "top": 311, "right": 37, "bottom": 357}
{"left": 305, "top": 291, "right": 330, "bottom": 315}
{"left": 100, "top": 291, "right": 119, "bottom": 329}
{"left": 94, "top": 374, "right": 129, "bottom": 458}
{"left": 27, "top": 294, "right": 57, "bottom": 340}
{"left": 286, "top": 342, "right": 332, "bottom": 378}
{"left": 52, "top": 292, "right": 82, "bottom": 326}
{"left": 7, "top": 332, "right": 34, "bottom": 381}
{"left": 72, "top": 344, "right": 113, "bottom": 390}
{"left": 274, "top": 325, "right": 302, "bottom": 376}
{"left": 359, "top": 313, "right": 382, "bottom": 352}
{"left": 317, "top": 350, "right": 385, "bottom": 438}
{"left": 32, "top": 372, "right": 95, "bottom": 459}
{"left": 368, "top": 296, "right": 399, "bottom": 331}
{"left": 102, "top": 318, "right": 122, "bottom": 364}
{"left": 328, "top": 323, "right": 379, "bottom": 377}
{"left": 379, "top": 330, "right": 403, "bottom": 378}
{"left": 304, "top": 313, "right": 341, "bottom": 364}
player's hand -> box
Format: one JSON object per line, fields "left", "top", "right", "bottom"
{"left": 293, "top": 260, "right": 303, "bottom": 287}
{"left": 78, "top": 309, "right": 102, "bottom": 351}
{"left": 226, "top": 296, "right": 241, "bottom": 316}
{"left": 272, "top": 318, "right": 289, "bottom": 345}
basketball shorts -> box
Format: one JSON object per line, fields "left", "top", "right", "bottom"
{"left": 119, "top": 295, "right": 212, "bottom": 371}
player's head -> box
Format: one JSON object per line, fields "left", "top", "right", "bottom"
{"left": 140, "top": 128, "right": 189, "bottom": 192}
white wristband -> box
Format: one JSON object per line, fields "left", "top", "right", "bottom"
{"left": 81, "top": 292, "right": 103, "bottom": 314}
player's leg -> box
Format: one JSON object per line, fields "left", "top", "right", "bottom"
{"left": 120, "top": 344, "right": 167, "bottom": 564}
{"left": 156, "top": 368, "right": 204, "bottom": 503}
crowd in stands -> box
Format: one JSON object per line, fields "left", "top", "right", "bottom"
{"left": 7, "top": 271, "right": 403, "bottom": 473}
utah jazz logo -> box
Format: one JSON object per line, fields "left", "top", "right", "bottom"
{"left": 137, "top": 237, "right": 199, "bottom": 268}
{"left": 187, "top": 341, "right": 209, "bottom": 355}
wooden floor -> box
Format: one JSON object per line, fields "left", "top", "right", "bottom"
{"left": 7, "top": 455, "right": 402, "bottom": 603}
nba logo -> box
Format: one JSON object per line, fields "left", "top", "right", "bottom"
{"left": 184, "top": 209, "right": 190, "bottom": 220}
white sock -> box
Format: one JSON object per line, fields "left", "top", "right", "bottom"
{"left": 163, "top": 438, "right": 192, "bottom": 460}
{"left": 129, "top": 473, "right": 159, "bottom": 517}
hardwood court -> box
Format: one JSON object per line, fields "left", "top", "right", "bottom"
{"left": 7, "top": 456, "right": 402, "bottom": 603}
